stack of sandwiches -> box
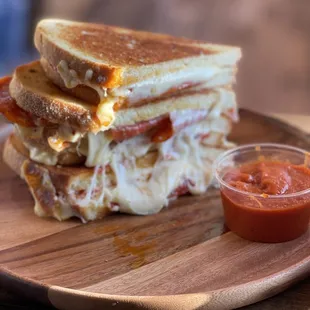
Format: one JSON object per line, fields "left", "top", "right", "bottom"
{"left": 1, "top": 19, "right": 241, "bottom": 222}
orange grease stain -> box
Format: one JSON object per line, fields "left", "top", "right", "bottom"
{"left": 113, "top": 232, "right": 156, "bottom": 269}
{"left": 92, "top": 223, "right": 156, "bottom": 269}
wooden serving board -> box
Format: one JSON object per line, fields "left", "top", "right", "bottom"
{"left": 0, "top": 109, "right": 309, "bottom": 310}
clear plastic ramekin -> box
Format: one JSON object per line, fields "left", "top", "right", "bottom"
{"left": 213, "top": 143, "right": 310, "bottom": 243}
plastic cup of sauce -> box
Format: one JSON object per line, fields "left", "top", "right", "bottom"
{"left": 214, "top": 143, "right": 310, "bottom": 243}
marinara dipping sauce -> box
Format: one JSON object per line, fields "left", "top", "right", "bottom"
{"left": 214, "top": 143, "right": 310, "bottom": 243}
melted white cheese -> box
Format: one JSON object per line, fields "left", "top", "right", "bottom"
{"left": 19, "top": 117, "right": 233, "bottom": 219}
{"left": 79, "top": 119, "right": 232, "bottom": 215}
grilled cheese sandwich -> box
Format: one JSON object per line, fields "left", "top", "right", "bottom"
{"left": 1, "top": 19, "right": 242, "bottom": 221}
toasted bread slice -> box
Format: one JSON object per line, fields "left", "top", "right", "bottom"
{"left": 10, "top": 61, "right": 236, "bottom": 131}
{"left": 10, "top": 61, "right": 96, "bottom": 131}
{"left": 35, "top": 19, "right": 241, "bottom": 99}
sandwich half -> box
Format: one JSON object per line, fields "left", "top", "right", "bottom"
{"left": 35, "top": 19, "right": 240, "bottom": 131}
{"left": 1, "top": 19, "right": 241, "bottom": 222}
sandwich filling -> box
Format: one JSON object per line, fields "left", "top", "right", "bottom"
{"left": 20, "top": 119, "right": 232, "bottom": 221}
{"left": 14, "top": 104, "right": 236, "bottom": 166}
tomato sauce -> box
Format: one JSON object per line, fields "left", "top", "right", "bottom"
{"left": 221, "top": 160, "right": 310, "bottom": 242}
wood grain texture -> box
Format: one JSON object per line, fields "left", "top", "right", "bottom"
{"left": 0, "top": 110, "right": 310, "bottom": 310}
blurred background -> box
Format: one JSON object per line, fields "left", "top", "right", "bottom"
{"left": 0, "top": 0, "right": 309, "bottom": 114}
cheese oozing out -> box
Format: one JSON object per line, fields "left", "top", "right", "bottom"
{"left": 19, "top": 117, "right": 234, "bottom": 221}
{"left": 16, "top": 93, "right": 236, "bottom": 167}
{"left": 71, "top": 118, "right": 233, "bottom": 218}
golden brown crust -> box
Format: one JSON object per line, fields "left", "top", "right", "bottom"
{"left": 36, "top": 19, "right": 219, "bottom": 66}
{"left": 9, "top": 61, "right": 96, "bottom": 131}
{"left": 34, "top": 19, "right": 241, "bottom": 88}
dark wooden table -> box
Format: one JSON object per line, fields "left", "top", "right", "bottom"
{"left": 0, "top": 114, "right": 309, "bottom": 309}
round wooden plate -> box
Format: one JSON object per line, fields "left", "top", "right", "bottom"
{"left": 0, "top": 109, "right": 309, "bottom": 310}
